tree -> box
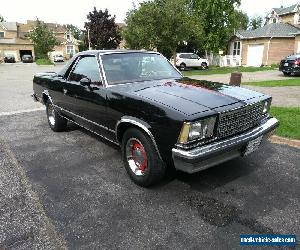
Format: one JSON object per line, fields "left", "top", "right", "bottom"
{"left": 123, "top": 0, "right": 203, "bottom": 60}
{"left": 190, "top": 0, "right": 241, "bottom": 54}
{"left": 64, "top": 24, "right": 82, "bottom": 40}
{"left": 78, "top": 30, "right": 89, "bottom": 51}
{"left": 84, "top": 8, "right": 121, "bottom": 49}
{"left": 249, "top": 16, "right": 263, "bottom": 30}
{"left": 28, "top": 19, "right": 59, "bottom": 59}
{"left": 232, "top": 10, "right": 249, "bottom": 30}
{"left": 0, "top": 15, "right": 4, "bottom": 22}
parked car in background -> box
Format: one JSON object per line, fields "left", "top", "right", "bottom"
{"left": 279, "top": 53, "right": 300, "bottom": 76}
{"left": 32, "top": 50, "right": 279, "bottom": 187}
{"left": 4, "top": 55, "right": 16, "bottom": 63}
{"left": 53, "top": 54, "right": 64, "bottom": 62}
{"left": 171, "top": 53, "right": 209, "bottom": 71}
{"left": 22, "top": 55, "right": 33, "bottom": 63}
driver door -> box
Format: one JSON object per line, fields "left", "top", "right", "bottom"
{"left": 61, "top": 55, "right": 111, "bottom": 137}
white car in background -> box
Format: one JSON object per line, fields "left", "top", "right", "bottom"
{"left": 171, "top": 53, "right": 209, "bottom": 71}
{"left": 53, "top": 54, "right": 64, "bottom": 63}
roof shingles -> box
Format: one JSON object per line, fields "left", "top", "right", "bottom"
{"left": 273, "top": 4, "right": 298, "bottom": 16}
{"left": 236, "top": 23, "right": 300, "bottom": 39}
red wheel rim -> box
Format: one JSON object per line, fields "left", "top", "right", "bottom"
{"left": 126, "top": 138, "right": 148, "bottom": 176}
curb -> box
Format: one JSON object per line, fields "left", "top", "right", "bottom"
{"left": 270, "top": 135, "right": 300, "bottom": 149}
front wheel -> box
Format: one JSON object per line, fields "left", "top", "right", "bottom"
{"left": 121, "top": 128, "right": 166, "bottom": 187}
{"left": 283, "top": 72, "right": 291, "bottom": 76}
{"left": 46, "top": 100, "right": 67, "bottom": 132}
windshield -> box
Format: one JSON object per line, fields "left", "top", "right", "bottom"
{"left": 101, "top": 53, "right": 182, "bottom": 85}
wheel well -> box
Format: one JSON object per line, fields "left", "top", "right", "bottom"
{"left": 116, "top": 121, "right": 163, "bottom": 161}
{"left": 42, "top": 93, "right": 49, "bottom": 104}
{"left": 116, "top": 122, "right": 143, "bottom": 143}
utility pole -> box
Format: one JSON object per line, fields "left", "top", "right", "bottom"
{"left": 87, "top": 28, "right": 91, "bottom": 50}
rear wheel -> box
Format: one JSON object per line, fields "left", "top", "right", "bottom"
{"left": 201, "top": 62, "right": 208, "bottom": 70}
{"left": 46, "top": 100, "right": 67, "bottom": 132}
{"left": 179, "top": 63, "right": 186, "bottom": 71}
{"left": 121, "top": 128, "right": 166, "bottom": 187}
{"left": 283, "top": 72, "right": 291, "bottom": 76}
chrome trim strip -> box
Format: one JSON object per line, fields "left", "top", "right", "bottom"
{"left": 115, "top": 117, "right": 163, "bottom": 161}
{"left": 172, "top": 117, "right": 279, "bottom": 160}
{"left": 42, "top": 90, "right": 53, "bottom": 104}
{"left": 62, "top": 115, "right": 119, "bottom": 146}
{"left": 98, "top": 54, "right": 108, "bottom": 87}
{"left": 53, "top": 105, "right": 115, "bottom": 133}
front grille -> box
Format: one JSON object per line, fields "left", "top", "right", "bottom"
{"left": 217, "top": 102, "right": 264, "bottom": 139}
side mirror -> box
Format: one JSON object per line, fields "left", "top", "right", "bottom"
{"left": 80, "top": 77, "right": 91, "bottom": 86}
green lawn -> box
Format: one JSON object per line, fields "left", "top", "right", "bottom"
{"left": 36, "top": 58, "right": 53, "bottom": 65}
{"left": 243, "top": 79, "right": 300, "bottom": 87}
{"left": 270, "top": 107, "right": 300, "bottom": 140}
{"left": 183, "top": 66, "right": 278, "bottom": 76}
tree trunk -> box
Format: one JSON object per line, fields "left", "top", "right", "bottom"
{"left": 173, "top": 49, "right": 177, "bottom": 66}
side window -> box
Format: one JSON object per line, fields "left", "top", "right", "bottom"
{"left": 68, "top": 56, "right": 102, "bottom": 85}
{"left": 190, "top": 54, "right": 199, "bottom": 59}
{"left": 180, "top": 54, "right": 190, "bottom": 59}
{"left": 233, "top": 41, "right": 241, "bottom": 56}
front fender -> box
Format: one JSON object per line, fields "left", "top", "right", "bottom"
{"left": 115, "top": 116, "right": 163, "bottom": 161}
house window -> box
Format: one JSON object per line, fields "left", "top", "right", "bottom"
{"left": 298, "top": 14, "right": 300, "bottom": 23}
{"left": 0, "top": 32, "right": 4, "bottom": 38}
{"left": 233, "top": 41, "right": 241, "bottom": 56}
{"left": 273, "top": 18, "right": 277, "bottom": 23}
{"left": 66, "top": 45, "right": 74, "bottom": 55}
{"left": 66, "top": 34, "right": 70, "bottom": 40}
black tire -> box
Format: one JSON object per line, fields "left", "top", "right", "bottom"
{"left": 46, "top": 100, "right": 67, "bottom": 132}
{"left": 121, "top": 128, "right": 166, "bottom": 187}
{"left": 179, "top": 63, "right": 186, "bottom": 71}
{"left": 283, "top": 72, "right": 291, "bottom": 76}
{"left": 201, "top": 62, "right": 208, "bottom": 70}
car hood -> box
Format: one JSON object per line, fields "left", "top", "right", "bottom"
{"left": 132, "top": 78, "right": 265, "bottom": 116}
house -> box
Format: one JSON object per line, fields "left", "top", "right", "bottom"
{"left": 227, "top": 23, "right": 300, "bottom": 66}
{"left": 266, "top": 3, "right": 300, "bottom": 25}
{"left": 0, "top": 20, "right": 79, "bottom": 62}
{"left": 226, "top": 3, "right": 300, "bottom": 67}
{"left": 0, "top": 22, "right": 34, "bottom": 61}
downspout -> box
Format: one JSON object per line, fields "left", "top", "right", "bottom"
{"left": 266, "top": 36, "right": 273, "bottom": 66}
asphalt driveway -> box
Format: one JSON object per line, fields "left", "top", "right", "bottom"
{"left": 0, "top": 111, "right": 299, "bottom": 249}
{"left": 0, "top": 63, "right": 64, "bottom": 114}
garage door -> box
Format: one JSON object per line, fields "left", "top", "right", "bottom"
{"left": 4, "top": 50, "right": 18, "bottom": 61}
{"left": 247, "top": 44, "right": 264, "bottom": 67}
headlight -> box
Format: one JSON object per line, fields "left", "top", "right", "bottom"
{"left": 178, "top": 117, "right": 216, "bottom": 143}
{"left": 262, "top": 100, "right": 271, "bottom": 114}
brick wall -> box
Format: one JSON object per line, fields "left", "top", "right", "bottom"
{"left": 267, "top": 38, "right": 295, "bottom": 64}
{"left": 241, "top": 38, "right": 295, "bottom": 66}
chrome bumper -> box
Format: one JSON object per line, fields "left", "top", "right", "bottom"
{"left": 172, "top": 117, "right": 279, "bottom": 174}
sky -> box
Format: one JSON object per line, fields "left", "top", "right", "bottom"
{"left": 1, "top": 0, "right": 299, "bottom": 28}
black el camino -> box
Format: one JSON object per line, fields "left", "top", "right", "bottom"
{"left": 32, "top": 50, "right": 279, "bottom": 187}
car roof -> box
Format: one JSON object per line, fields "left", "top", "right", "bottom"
{"left": 78, "top": 50, "right": 159, "bottom": 56}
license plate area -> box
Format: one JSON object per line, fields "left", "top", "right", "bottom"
{"left": 284, "top": 63, "right": 289, "bottom": 67}
{"left": 243, "top": 136, "right": 263, "bottom": 156}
